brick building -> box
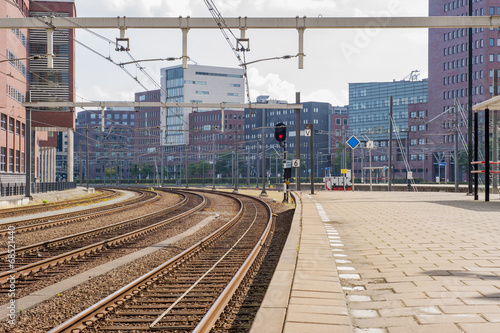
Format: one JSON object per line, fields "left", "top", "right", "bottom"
{"left": 428, "top": 0, "right": 500, "bottom": 182}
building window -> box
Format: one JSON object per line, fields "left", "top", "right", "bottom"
{"left": 0, "top": 147, "right": 5, "bottom": 172}
{"left": 15, "top": 150, "right": 20, "bottom": 172}
{"left": 336, "top": 118, "right": 341, "bottom": 125}
{"left": 9, "top": 149, "right": 14, "bottom": 172}
{"left": 196, "top": 91, "right": 209, "bottom": 95}
{"left": 1, "top": 114, "right": 6, "bottom": 131}
{"left": 227, "top": 93, "right": 238, "bottom": 96}
{"left": 15, "top": 121, "right": 20, "bottom": 135}
{"left": 21, "top": 152, "right": 24, "bottom": 173}
{"left": 9, "top": 118, "right": 14, "bottom": 133}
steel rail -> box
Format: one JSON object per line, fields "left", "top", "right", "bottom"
{"left": 193, "top": 193, "right": 273, "bottom": 332}
{"left": 48, "top": 190, "right": 250, "bottom": 333}
{"left": 0, "top": 191, "right": 204, "bottom": 285}
{"left": 0, "top": 189, "right": 156, "bottom": 236}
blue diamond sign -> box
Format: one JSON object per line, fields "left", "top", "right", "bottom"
{"left": 346, "top": 136, "right": 360, "bottom": 149}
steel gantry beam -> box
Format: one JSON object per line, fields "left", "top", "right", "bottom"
{"left": 2, "top": 16, "right": 499, "bottom": 69}
{"left": 1, "top": 16, "right": 500, "bottom": 29}
{"left": 22, "top": 101, "right": 302, "bottom": 110}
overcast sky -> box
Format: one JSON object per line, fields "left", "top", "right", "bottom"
{"left": 74, "top": 0, "right": 429, "bottom": 106}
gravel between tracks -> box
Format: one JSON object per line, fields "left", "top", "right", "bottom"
{"left": 0, "top": 191, "right": 254, "bottom": 333}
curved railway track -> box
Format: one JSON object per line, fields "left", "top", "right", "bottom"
{"left": 0, "top": 189, "right": 158, "bottom": 238}
{"left": 0, "top": 188, "right": 118, "bottom": 218}
{"left": 0, "top": 190, "right": 205, "bottom": 290}
{"left": 49, "top": 191, "right": 273, "bottom": 333}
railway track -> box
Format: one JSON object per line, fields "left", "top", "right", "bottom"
{"left": 0, "top": 188, "right": 158, "bottom": 237}
{"left": 0, "top": 188, "right": 118, "bottom": 218}
{"left": 0, "top": 190, "right": 205, "bottom": 291}
{"left": 49, "top": 191, "right": 273, "bottom": 333}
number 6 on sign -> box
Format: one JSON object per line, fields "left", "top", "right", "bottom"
{"left": 292, "top": 159, "right": 300, "bottom": 167}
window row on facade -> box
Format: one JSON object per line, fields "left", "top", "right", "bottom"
{"left": 443, "top": 71, "right": 488, "bottom": 86}
{"left": 6, "top": 49, "right": 27, "bottom": 77}
{"left": 1, "top": 113, "right": 25, "bottom": 136}
{"left": 0, "top": 147, "right": 24, "bottom": 173}
{"left": 350, "top": 96, "right": 428, "bottom": 111}
{"left": 442, "top": 55, "right": 488, "bottom": 70}
{"left": 6, "top": 84, "right": 26, "bottom": 104}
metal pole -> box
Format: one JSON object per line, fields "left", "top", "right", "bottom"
{"left": 492, "top": 69, "right": 498, "bottom": 194}
{"left": 25, "top": 105, "right": 32, "bottom": 198}
{"left": 283, "top": 141, "right": 288, "bottom": 203}
{"left": 295, "top": 92, "right": 301, "bottom": 191}
{"left": 233, "top": 130, "right": 238, "bottom": 193}
{"left": 260, "top": 110, "right": 267, "bottom": 197}
{"left": 275, "top": 153, "right": 278, "bottom": 185}
{"left": 185, "top": 145, "right": 189, "bottom": 188}
{"left": 485, "top": 108, "right": 490, "bottom": 202}
{"left": 247, "top": 149, "right": 250, "bottom": 186}
{"left": 116, "top": 152, "right": 119, "bottom": 186}
{"left": 388, "top": 95, "right": 393, "bottom": 191}
{"left": 467, "top": 0, "right": 474, "bottom": 194}
{"left": 351, "top": 148, "right": 355, "bottom": 191}
{"left": 212, "top": 133, "right": 216, "bottom": 190}
{"left": 407, "top": 131, "right": 411, "bottom": 191}
{"left": 474, "top": 111, "right": 479, "bottom": 200}
{"left": 310, "top": 125, "right": 314, "bottom": 195}
{"left": 86, "top": 125, "right": 89, "bottom": 190}
{"left": 79, "top": 142, "right": 82, "bottom": 186}
{"left": 369, "top": 147, "right": 372, "bottom": 191}
{"left": 161, "top": 146, "right": 164, "bottom": 187}
{"left": 454, "top": 102, "right": 459, "bottom": 193}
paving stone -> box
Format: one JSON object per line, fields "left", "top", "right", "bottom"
{"left": 459, "top": 323, "right": 500, "bottom": 333}
{"left": 387, "top": 323, "right": 463, "bottom": 333}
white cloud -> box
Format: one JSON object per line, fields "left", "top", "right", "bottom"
{"left": 247, "top": 68, "right": 296, "bottom": 102}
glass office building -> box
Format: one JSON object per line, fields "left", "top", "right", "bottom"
{"left": 348, "top": 80, "right": 428, "bottom": 142}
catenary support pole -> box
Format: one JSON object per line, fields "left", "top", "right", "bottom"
{"left": 474, "top": 111, "right": 478, "bottom": 200}
{"left": 295, "top": 92, "right": 301, "bottom": 190}
{"left": 260, "top": 109, "right": 267, "bottom": 197}
{"left": 86, "top": 125, "right": 89, "bottom": 190}
{"left": 492, "top": 69, "right": 498, "bottom": 194}
{"left": 467, "top": 0, "right": 474, "bottom": 194}
{"left": 388, "top": 96, "right": 393, "bottom": 191}
{"left": 485, "top": 108, "right": 490, "bottom": 202}
{"left": 455, "top": 103, "right": 459, "bottom": 193}
{"left": 25, "top": 105, "right": 32, "bottom": 199}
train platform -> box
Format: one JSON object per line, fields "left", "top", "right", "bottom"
{"left": 0, "top": 188, "right": 134, "bottom": 224}
{"left": 252, "top": 190, "right": 500, "bottom": 333}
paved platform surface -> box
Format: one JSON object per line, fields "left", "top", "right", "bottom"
{"left": 0, "top": 189, "right": 134, "bottom": 224}
{"left": 254, "top": 190, "right": 500, "bottom": 333}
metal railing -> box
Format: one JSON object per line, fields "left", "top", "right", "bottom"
{"left": 0, "top": 182, "right": 77, "bottom": 197}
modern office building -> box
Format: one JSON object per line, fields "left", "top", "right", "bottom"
{"left": 135, "top": 89, "right": 161, "bottom": 157}
{"left": 428, "top": 0, "right": 500, "bottom": 182}
{"left": 29, "top": 0, "right": 76, "bottom": 183}
{"left": 75, "top": 108, "right": 135, "bottom": 181}
{"left": 243, "top": 96, "right": 339, "bottom": 179}
{"left": 348, "top": 78, "right": 429, "bottom": 181}
{"left": 160, "top": 64, "right": 245, "bottom": 146}
{"left": 348, "top": 79, "right": 429, "bottom": 142}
